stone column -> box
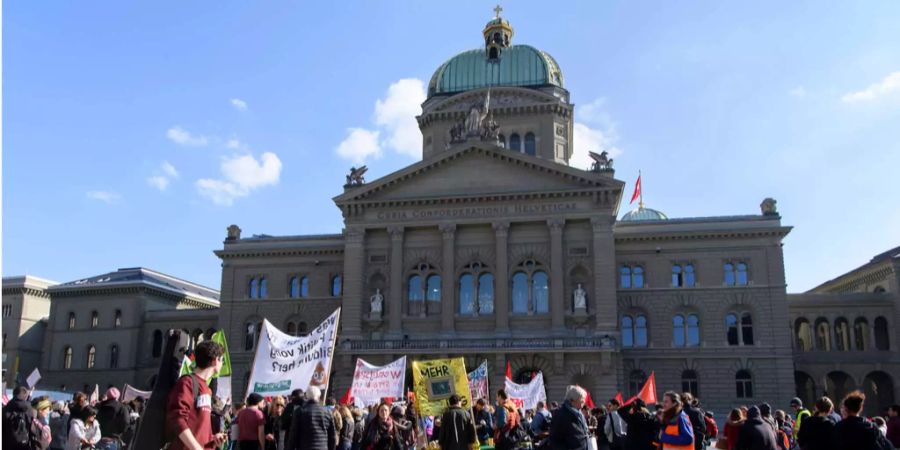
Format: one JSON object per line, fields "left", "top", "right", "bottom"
{"left": 440, "top": 224, "right": 457, "bottom": 335}
{"left": 493, "top": 221, "right": 510, "bottom": 335}
{"left": 341, "top": 226, "right": 366, "bottom": 338}
{"left": 388, "top": 226, "right": 404, "bottom": 337}
{"left": 591, "top": 216, "right": 618, "bottom": 332}
{"left": 548, "top": 219, "right": 566, "bottom": 333}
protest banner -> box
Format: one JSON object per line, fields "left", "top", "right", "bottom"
{"left": 246, "top": 308, "right": 340, "bottom": 397}
{"left": 411, "top": 357, "right": 471, "bottom": 417}
{"left": 121, "top": 384, "right": 152, "bottom": 402}
{"left": 467, "top": 360, "right": 489, "bottom": 401}
{"left": 504, "top": 372, "right": 547, "bottom": 411}
{"left": 26, "top": 368, "right": 41, "bottom": 389}
{"left": 351, "top": 356, "right": 406, "bottom": 408}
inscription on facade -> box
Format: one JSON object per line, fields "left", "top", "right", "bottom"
{"left": 375, "top": 202, "right": 579, "bottom": 221}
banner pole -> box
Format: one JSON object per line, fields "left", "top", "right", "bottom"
{"left": 244, "top": 320, "right": 265, "bottom": 399}
{"left": 321, "top": 307, "right": 341, "bottom": 400}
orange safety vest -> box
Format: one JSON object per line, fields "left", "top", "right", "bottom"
{"left": 661, "top": 422, "right": 694, "bottom": 450}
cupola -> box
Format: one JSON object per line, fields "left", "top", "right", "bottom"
{"left": 483, "top": 5, "right": 513, "bottom": 60}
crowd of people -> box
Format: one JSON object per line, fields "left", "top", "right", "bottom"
{"left": 3, "top": 342, "right": 899, "bottom": 450}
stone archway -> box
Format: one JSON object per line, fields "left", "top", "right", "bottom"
{"left": 862, "top": 371, "right": 895, "bottom": 416}
{"left": 794, "top": 371, "right": 816, "bottom": 409}
{"left": 825, "top": 371, "right": 855, "bottom": 406}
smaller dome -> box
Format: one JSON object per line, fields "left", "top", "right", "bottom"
{"left": 620, "top": 206, "right": 669, "bottom": 222}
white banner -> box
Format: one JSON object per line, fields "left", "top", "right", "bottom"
{"left": 121, "top": 384, "right": 151, "bottom": 403}
{"left": 26, "top": 368, "right": 41, "bottom": 389}
{"left": 246, "top": 308, "right": 341, "bottom": 397}
{"left": 216, "top": 376, "right": 232, "bottom": 405}
{"left": 504, "top": 372, "right": 547, "bottom": 411}
{"left": 351, "top": 357, "right": 406, "bottom": 408}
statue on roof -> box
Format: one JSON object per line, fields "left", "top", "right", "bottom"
{"left": 760, "top": 198, "right": 778, "bottom": 216}
{"left": 589, "top": 150, "right": 614, "bottom": 172}
{"left": 449, "top": 89, "right": 500, "bottom": 146}
{"left": 345, "top": 166, "right": 368, "bottom": 186}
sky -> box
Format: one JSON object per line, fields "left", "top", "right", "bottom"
{"left": 4, "top": 1, "right": 900, "bottom": 292}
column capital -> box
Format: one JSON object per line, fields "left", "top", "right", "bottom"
{"left": 547, "top": 218, "right": 565, "bottom": 232}
{"left": 388, "top": 226, "right": 404, "bottom": 240}
{"left": 590, "top": 215, "right": 614, "bottom": 232}
{"left": 492, "top": 221, "right": 510, "bottom": 234}
{"left": 344, "top": 227, "right": 366, "bottom": 243}
{"left": 439, "top": 223, "right": 457, "bottom": 239}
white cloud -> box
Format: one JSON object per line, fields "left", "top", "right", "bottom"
{"left": 166, "top": 126, "right": 209, "bottom": 147}
{"left": 789, "top": 86, "right": 807, "bottom": 97}
{"left": 161, "top": 161, "right": 179, "bottom": 178}
{"left": 86, "top": 190, "right": 122, "bottom": 204}
{"left": 374, "top": 78, "right": 426, "bottom": 158}
{"left": 569, "top": 98, "right": 622, "bottom": 170}
{"left": 226, "top": 138, "right": 248, "bottom": 151}
{"left": 841, "top": 71, "right": 900, "bottom": 103}
{"left": 230, "top": 98, "right": 248, "bottom": 111}
{"left": 147, "top": 176, "right": 170, "bottom": 191}
{"left": 336, "top": 128, "right": 382, "bottom": 165}
{"left": 196, "top": 152, "right": 283, "bottom": 206}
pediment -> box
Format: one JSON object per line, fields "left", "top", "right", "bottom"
{"left": 334, "top": 144, "right": 622, "bottom": 206}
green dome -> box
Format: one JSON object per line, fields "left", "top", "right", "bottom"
{"left": 427, "top": 45, "right": 564, "bottom": 97}
{"left": 620, "top": 207, "right": 669, "bottom": 222}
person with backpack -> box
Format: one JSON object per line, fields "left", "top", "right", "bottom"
{"left": 4, "top": 385, "right": 41, "bottom": 450}
{"left": 772, "top": 411, "right": 793, "bottom": 450}
{"left": 618, "top": 399, "right": 658, "bottom": 450}
{"left": 680, "top": 394, "right": 706, "bottom": 450}
{"left": 32, "top": 398, "right": 53, "bottom": 450}
{"left": 796, "top": 396, "right": 836, "bottom": 450}
{"left": 833, "top": 391, "right": 892, "bottom": 450}
{"left": 165, "top": 340, "right": 228, "bottom": 450}
{"left": 67, "top": 406, "right": 101, "bottom": 450}
{"left": 494, "top": 402, "right": 527, "bottom": 450}
{"left": 97, "top": 388, "right": 129, "bottom": 450}
{"left": 603, "top": 398, "right": 627, "bottom": 450}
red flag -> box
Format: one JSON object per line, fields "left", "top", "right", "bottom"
{"left": 615, "top": 392, "right": 624, "bottom": 405}
{"left": 630, "top": 174, "right": 642, "bottom": 204}
{"left": 339, "top": 387, "right": 353, "bottom": 405}
{"left": 582, "top": 387, "right": 595, "bottom": 409}
{"left": 505, "top": 361, "right": 512, "bottom": 380}
{"left": 636, "top": 372, "right": 657, "bottom": 404}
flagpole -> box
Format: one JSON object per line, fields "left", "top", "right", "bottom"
{"left": 638, "top": 170, "right": 644, "bottom": 209}
{"left": 244, "top": 321, "right": 265, "bottom": 399}
{"left": 322, "top": 307, "right": 342, "bottom": 400}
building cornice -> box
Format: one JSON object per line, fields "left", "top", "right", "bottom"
{"left": 2, "top": 287, "right": 52, "bottom": 299}
{"left": 809, "top": 263, "right": 894, "bottom": 294}
{"left": 215, "top": 247, "right": 344, "bottom": 260}
{"left": 49, "top": 285, "right": 218, "bottom": 309}
{"left": 614, "top": 227, "right": 792, "bottom": 243}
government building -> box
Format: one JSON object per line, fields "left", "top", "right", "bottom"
{"left": 3, "top": 11, "right": 898, "bottom": 417}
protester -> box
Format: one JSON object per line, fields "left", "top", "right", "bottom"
{"left": 722, "top": 408, "right": 744, "bottom": 450}
{"left": 389, "top": 406, "right": 414, "bottom": 450}
{"left": 229, "top": 403, "right": 245, "bottom": 450}
{"left": 703, "top": 411, "right": 718, "bottom": 447}
{"left": 493, "top": 390, "right": 510, "bottom": 435}
{"left": 361, "top": 402, "right": 403, "bottom": 450}
{"left": 603, "top": 398, "right": 627, "bottom": 450}
{"left": 618, "top": 399, "right": 657, "bottom": 450}
{"left": 437, "top": 395, "right": 475, "bottom": 450}
{"left": 165, "top": 340, "right": 228, "bottom": 450}
{"left": 286, "top": 387, "right": 336, "bottom": 450}
{"left": 874, "top": 417, "right": 888, "bottom": 438}
{"left": 69, "top": 393, "right": 88, "bottom": 427}
{"left": 734, "top": 406, "right": 777, "bottom": 450}
{"left": 547, "top": 385, "right": 591, "bottom": 450}
{"left": 658, "top": 392, "right": 694, "bottom": 450}
{"left": 772, "top": 410, "right": 792, "bottom": 450}
{"left": 96, "top": 388, "right": 129, "bottom": 450}
{"left": 265, "top": 396, "right": 285, "bottom": 450}
{"left": 584, "top": 405, "right": 598, "bottom": 439}
{"left": 680, "top": 393, "right": 706, "bottom": 450}
{"left": 237, "top": 393, "right": 266, "bottom": 450}
{"left": 33, "top": 398, "right": 53, "bottom": 450}
{"left": 4, "top": 386, "right": 38, "bottom": 450}
{"left": 833, "top": 391, "right": 883, "bottom": 450}
{"left": 66, "top": 406, "right": 101, "bottom": 450}
{"left": 789, "top": 398, "right": 810, "bottom": 442}
{"left": 280, "top": 390, "right": 303, "bottom": 447}
{"left": 796, "top": 397, "right": 835, "bottom": 450}
{"left": 50, "top": 401, "right": 71, "bottom": 450}
{"left": 328, "top": 399, "right": 343, "bottom": 450}
{"left": 350, "top": 408, "right": 365, "bottom": 450}
{"left": 494, "top": 401, "right": 526, "bottom": 450}
{"left": 474, "top": 399, "right": 494, "bottom": 443}
{"left": 530, "top": 401, "right": 551, "bottom": 440}
{"left": 757, "top": 403, "right": 777, "bottom": 434}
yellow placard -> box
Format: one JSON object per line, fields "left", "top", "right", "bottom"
{"left": 412, "top": 357, "right": 472, "bottom": 417}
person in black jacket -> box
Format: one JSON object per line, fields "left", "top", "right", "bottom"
{"left": 618, "top": 399, "right": 658, "bottom": 450}
{"left": 735, "top": 406, "right": 778, "bottom": 450}
{"left": 833, "top": 391, "right": 883, "bottom": 450}
{"left": 680, "top": 393, "right": 707, "bottom": 450}
{"left": 96, "top": 388, "right": 129, "bottom": 450}
{"left": 548, "top": 385, "right": 590, "bottom": 450}
{"left": 797, "top": 396, "right": 836, "bottom": 450}
{"left": 281, "top": 389, "right": 304, "bottom": 442}
{"left": 438, "top": 395, "right": 476, "bottom": 450}
{"left": 286, "top": 387, "right": 336, "bottom": 450}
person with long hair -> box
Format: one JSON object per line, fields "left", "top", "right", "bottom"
{"left": 336, "top": 405, "right": 354, "bottom": 450}
{"left": 361, "top": 403, "right": 403, "bottom": 450}
{"left": 264, "top": 396, "right": 285, "bottom": 450}
{"left": 721, "top": 408, "right": 744, "bottom": 450}
{"left": 658, "top": 392, "right": 694, "bottom": 450}
{"left": 618, "top": 399, "right": 658, "bottom": 450}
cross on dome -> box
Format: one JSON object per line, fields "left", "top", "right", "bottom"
{"left": 493, "top": 4, "right": 503, "bottom": 18}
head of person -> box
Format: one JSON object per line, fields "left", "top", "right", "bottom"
{"left": 33, "top": 398, "right": 52, "bottom": 419}
{"left": 661, "top": 392, "right": 683, "bottom": 423}
{"left": 728, "top": 408, "right": 743, "bottom": 423}
{"left": 233, "top": 402, "right": 245, "bottom": 413}
{"left": 747, "top": 406, "right": 760, "bottom": 420}
{"left": 13, "top": 386, "right": 29, "bottom": 401}
{"left": 759, "top": 403, "right": 772, "bottom": 418}
{"left": 53, "top": 401, "right": 67, "bottom": 414}
{"left": 681, "top": 392, "right": 694, "bottom": 407}
{"left": 194, "top": 340, "right": 225, "bottom": 373}
{"left": 607, "top": 398, "right": 621, "bottom": 411}
{"left": 889, "top": 405, "right": 900, "bottom": 418}
{"left": 496, "top": 389, "right": 508, "bottom": 403}
{"left": 565, "top": 385, "right": 587, "bottom": 410}
{"left": 475, "top": 398, "right": 486, "bottom": 410}
{"left": 550, "top": 401, "right": 559, "bottom": 410}
{"left": 449, "top": 394, "right": 461, "bottom": 407}
{"left": 326, "top": 397, "right": 337, "bottom": 407}
{"left": 73, "top": 392, "right": 88, "bottom": 406}
{"left": 536, "top": 401, "right": 545, "bottom": 411}
{"left": 270, "top": 396, "right": 286, "bottom": 417}
{"left": 790, "top": 397, "right": 804, "bottom": 412}
{"left": 631, "top": 399, "right": 647, "bottom": 414}
{"left": 305, "top": 386, "right": 322, "bottom": 404}
{"left": 291, "top": 389, "right": 304, "bottom": 402}
{"left": 376, "top": 402, "right": 391, "bottom": 422}
{"left": 105, "top": 387, "right": 120, "bottom": 402}
{"left": 83, "top": 406, "right": 97, "bottom": 424}
{"left": 841, "top": 390, "right": 865, "bottom": 418}
{"left": 774, "top": 409, "right": 786, "bottom": 425}
{"left": 246, "top": 393, "right": 264, "bottom": 408}
{"left": 390, "top": 406, "right": 405, "bottom": 420}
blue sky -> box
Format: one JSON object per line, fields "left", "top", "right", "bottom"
{"left": 4, "top": 1, "right": 899, "bottom": 292}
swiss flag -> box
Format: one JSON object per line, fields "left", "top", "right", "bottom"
{"left": 630, "top": 174, "right": 642, "bottom": 204}
{"left": 505, "top": 361, "right": 512, "bottom": 380}
{"left": 624, "top": 372, "right": 657, "bottom": 406}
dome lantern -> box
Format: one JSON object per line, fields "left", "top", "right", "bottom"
{"left": 483, "top": 5, "right": 513, "bottom": 60}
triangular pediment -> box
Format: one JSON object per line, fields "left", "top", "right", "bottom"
{"left": 334, "top": 144, "right": 622, "bottom": 206}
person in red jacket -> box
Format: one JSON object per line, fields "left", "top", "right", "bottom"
{"left": 166, "top": 341, "right": 227, "bottom": 450}
{"left": 887, "top": 404, "right": 900, "bottom": 448}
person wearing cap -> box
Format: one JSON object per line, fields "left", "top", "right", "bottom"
{"left": 97, "top": 387, "right": 129, "bottom": 450}
{"left": 788, "top": 398, "right": 810, "bottom": 442}
{"left": 32, "top": 397, "right": 54, "bottom": 450}
{"left": 237, "top": 393, "right": 266, "bottom": 450}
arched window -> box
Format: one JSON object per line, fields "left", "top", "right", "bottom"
{"left": 633, "top": 266, "right": 644, "bottom": 288}
{"left": 290, "top": 277, "right": 300, "bottom": 298}
{"left": 509, "top": 133, "right": 521, "bottom": 151}
{"left": 620, "top": 266, "right": 632, "bottom": 289}
{"left": 736, "top": 263, "right": 749, "bottom": 285}
{"left": 489, "top": 47, "right": 498, "bottom": 59}
{"left": 741, "top": 313, "right": 754, "bottom": 345}
{"left": 68, "top": 312, "right": 76, "bottom": 330}
{"left": 834, "top": 318, "right": 850, "bottom": 351}
{"left": 408, "top": 275, "right": 424, "bottom": 316}
{"left": 628, "top": 370, "right": 647, "bottom": 397}
{"left": 91, "top": 311, "right": 99, "bottom": 328}
{"left": 300, "top": 277, "right": 309, "bottom": 297}
{"left": 854, "top": 318, "right": 869, "bottom": 351}
{"left": 286, "top": 322, "right": 297, "bottom": 336}
{"left": 110, "top": 345, "right": 119, "bottom": 369}
{"left": 409, "top": 263, "right": 441, "bottom": 316}
{"left": 726, "top": 314, "right": 739, "bottom": 346}
{"left": 795, "top": 318, "right": 813, "bottom": 351}
{"left": 672, "top": 265, "right": 683, "bottom": 287}
{"left": 478, "top": 273, "right": 495, "bottom": 314}
{"left": 152, "top": 330, "right": 163, "bottom": 357}
{"left": 621, "top": 316, "right": 634, "bottom": 348}
{"left": 114, "top": 310, "right": 122, "bottom": 328}
{"left": 686, "top": 314, "right": 700, "bottom": 346}
{"left": 524, "top": 132, "right": 536, "bottom": 156}
{"left": 63, "top": 346, "right": 73, "bottom": 369}
{"left": 249, "top": 278, "right": 259, "bottom": 299}
{"left": 86, "top": 345, "right": 96, "bottom": 369}
{"left": 681, "top": 370, "right": 699, "bottom": 396}
{"left": 245, "top": 321, "right": 261, "bottom": 351}
{"left": 426, "top": 275, "right": 441, "bottom": 304}
{"left": 635, "top": 315, "right": 648, "bottom": 347}
{"left": 874, "top": 317, "right": 890, "bottom": 350}
{"left": 297, "top": 322, "right": 308, "bottom": 336}
{"left": 512, "top": 272, "right": 529, "bottom": 313}
{"left": 458, "top": 274, "right": 475, "bottom": 315}
{"left": 735, "top": 370, "right": 753, "bottom": 398}
{"left": 331, "top": 275, "right": 342, "bottom": 297}
{"left": 259, "top": 277, "right": 268, "bottom": 298}
{"left": 724, "top": 263, "right": 735, "bottom": 286}
{"left": 684, "top": 264, "right": 696, "bottom": 287}
{"left": 498, "top": 134, "right": 506, "bottom": 148}
{"left": 532, "top": 271, "right": 549, "bottom": 313}
{"left": 873, "top": 286, "right": 886, "bottom": 293}
{"left": 815, "top": 318, "right": 832, "bottom": 351}
{"left": 511, "top": 260, "right": 548, "bottom": 314}
{"left": 673, "top": 315, "right": 686, "bottom": 347}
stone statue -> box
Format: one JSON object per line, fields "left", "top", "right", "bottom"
{"left": 449, "top": 90, "right": 499, "bottom": 146}
{"left": 573, "top": 283, "right": 587, "bottom": 310}
{"left": 226, "top": 224, "right": 242, "bottom": 241}
{"left": 760, "top": 198, "right": 778, "bottom": 216}
{"left": 589, "top": 151, "right": 614, "bottom": 172}
{"left": 464, "top": 89, "right": 490, "bottom": 136}
{"left": 370, "top": 288, "right": 383, "bottom": 318}
{"left": 345, "top": 166, "right": 368, "bottom": 186}
{"left": 247, "top": 323, "right": 255, "bottom": 335}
